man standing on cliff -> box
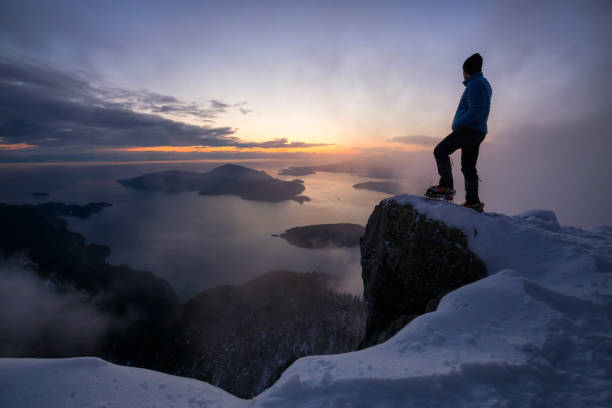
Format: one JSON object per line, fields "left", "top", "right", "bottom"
{"left": 425, "top": 53, "right": 492, "bottom": 213}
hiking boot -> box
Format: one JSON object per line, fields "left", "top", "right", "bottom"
{"left": 461, "top": 202, "right": 485, "bottom": 213}
{"left": 425, "top": 185, "right": 456, "bottom": 201}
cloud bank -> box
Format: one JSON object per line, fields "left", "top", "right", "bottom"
{"left": 0, "top": 59, "right": 330, "bottom": 157}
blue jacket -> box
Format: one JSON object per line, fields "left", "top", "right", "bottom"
{"left": 451, "top": 71, "right": 492, "bottom": 133}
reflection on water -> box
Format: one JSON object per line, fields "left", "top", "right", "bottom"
{"left": 0, "top": 160, "right": 393, "bottom": 300}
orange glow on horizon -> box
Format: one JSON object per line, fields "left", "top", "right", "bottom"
{"left": 107, "top": 144, "right": 362, "bottom": 155}
{"left": 106, "top": 140, "right": 430, "bottom": 155}
{"left": 0, "top": 143, "right": 37, "bottom": 150}
{"left": 352, "top": 141, "right": 431, "bottom": 153}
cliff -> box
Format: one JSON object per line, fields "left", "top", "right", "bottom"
{"left": 359, "top": 197, "right": 487, "bottom": 347}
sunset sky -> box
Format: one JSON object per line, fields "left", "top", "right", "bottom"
{"left": 0, "top": 0, "right": 610, "bottom": 162}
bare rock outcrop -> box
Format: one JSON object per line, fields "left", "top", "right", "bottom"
{"left": 359, "top": 197, "right": 487, "bottom": 348}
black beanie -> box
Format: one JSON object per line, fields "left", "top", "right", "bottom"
{"left": 463, "top": 53, "right": 483, "bottom": 75}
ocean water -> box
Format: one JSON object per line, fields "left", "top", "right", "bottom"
{"left": 0, "top": 160, "right": 394, "bottom": 300}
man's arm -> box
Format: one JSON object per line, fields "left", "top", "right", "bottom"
{"left": 453, "top": 81, "right": 486, "bottom": 129}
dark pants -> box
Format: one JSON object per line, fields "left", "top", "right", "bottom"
{"left": 433, "top": 127, "right": 486, "bottom": 204}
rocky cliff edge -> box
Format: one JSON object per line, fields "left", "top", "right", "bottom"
{"left": 359, "top": 195, "right": 488, "bottom": 347}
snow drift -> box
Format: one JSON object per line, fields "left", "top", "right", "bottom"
{"left": 1, "top": 195, "right": 611, "bottom": 407}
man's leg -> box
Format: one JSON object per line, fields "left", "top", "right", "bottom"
{"left": 433, "top": 130, "right": 464, "bottom": 189}
{"left": 460, "top": 130, "right": 486, "bottom": 203}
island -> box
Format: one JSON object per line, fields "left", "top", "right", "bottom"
{"left": 118, "top": 163, "right": 311, "bottom": 203}
{"left": 352, "top": 181, "right": 408, "bottom": 195}
{"left": 278, "top": 168, "right": 316, "bottom": 176}
{"left": 36, "top": 201, "right": 112, "bottom": 219}
{"left": 277, "top": 157, "right": 397, "bottom": 179}
{"left": 275, "top": 223, "right": 365, "bottom": 249}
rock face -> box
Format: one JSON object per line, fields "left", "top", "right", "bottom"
{"left": 359, "top": 197, "right": 487, "bottom": 348}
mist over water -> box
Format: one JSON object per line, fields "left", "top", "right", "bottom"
{"left": 4, "top": 138, "right": 605, "bottom": 301}
{"left": 0, "top": 160, "right": 392, "bottom": 300}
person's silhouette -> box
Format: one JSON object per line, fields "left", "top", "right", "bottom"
{"left": 425, "top": 53, "right": 492, "bottom": 213}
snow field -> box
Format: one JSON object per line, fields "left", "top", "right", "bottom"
{"left": 0, "top": 357, "right": 248, "bottom": 408}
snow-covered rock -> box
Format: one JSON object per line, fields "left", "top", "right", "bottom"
{"left": 359, "top": 197, "right": 487, "bottom": 347}
{"left": 2, "top": 195, "right": 611, "bottom": 407}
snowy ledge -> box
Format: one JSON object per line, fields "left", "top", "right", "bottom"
{"left": 385, "top": 194, "right": 610, "bottom": 299}
{"left": 250, "top": 195, "right": 612, "bottom": 407}
{"left": 2, "top": 195, "right": 611, "bottom": 408}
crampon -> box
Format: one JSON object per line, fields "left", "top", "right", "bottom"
{"left": 461, "top": 202, "right": 485, "bottom": 213}
{"left": 424, "top": 186, "right": 456, "bottom": 202}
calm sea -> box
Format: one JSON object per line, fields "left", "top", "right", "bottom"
{"left": 0, "top": 160, "right": 394, "bottom": 300}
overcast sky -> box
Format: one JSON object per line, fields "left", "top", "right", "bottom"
{"left": 1, "top": 0, "right": 610, "bottom": 160}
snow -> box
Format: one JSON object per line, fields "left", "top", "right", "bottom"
{"left": 0, "top": 357, "right": 248, "bottom": 408}
{"left": 2, "top": 194, "right": 611, "bottom": 407}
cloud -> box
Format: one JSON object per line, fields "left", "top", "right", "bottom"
{"left": 391, "top": 135, "right": 441, "bottom": 147}
{"left": 98, "top": 88, "right": 221, "bottom": 122}
{"left": 0, "top": 59, "right": 298, "bottom": 155}
{"left": 0, "top": 143, "right": 36, "bottom": 150}
{"left": 0, "top": 255, "right": 113, "bottom": 356}
{"left": 209, "top": 99, "right": 230, "bottom": 110}
{"left": 0, "top": 59, "right": 241, "bottom": 149}
{"left": 234, "top": 137, "right": 333, "bottom": 149}
{"left": 208, "top": 99, "right": 250, "bottom": 114}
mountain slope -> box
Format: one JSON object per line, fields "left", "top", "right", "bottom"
{"left": 170, "top": 270, "right": 366, "bottom": 398}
